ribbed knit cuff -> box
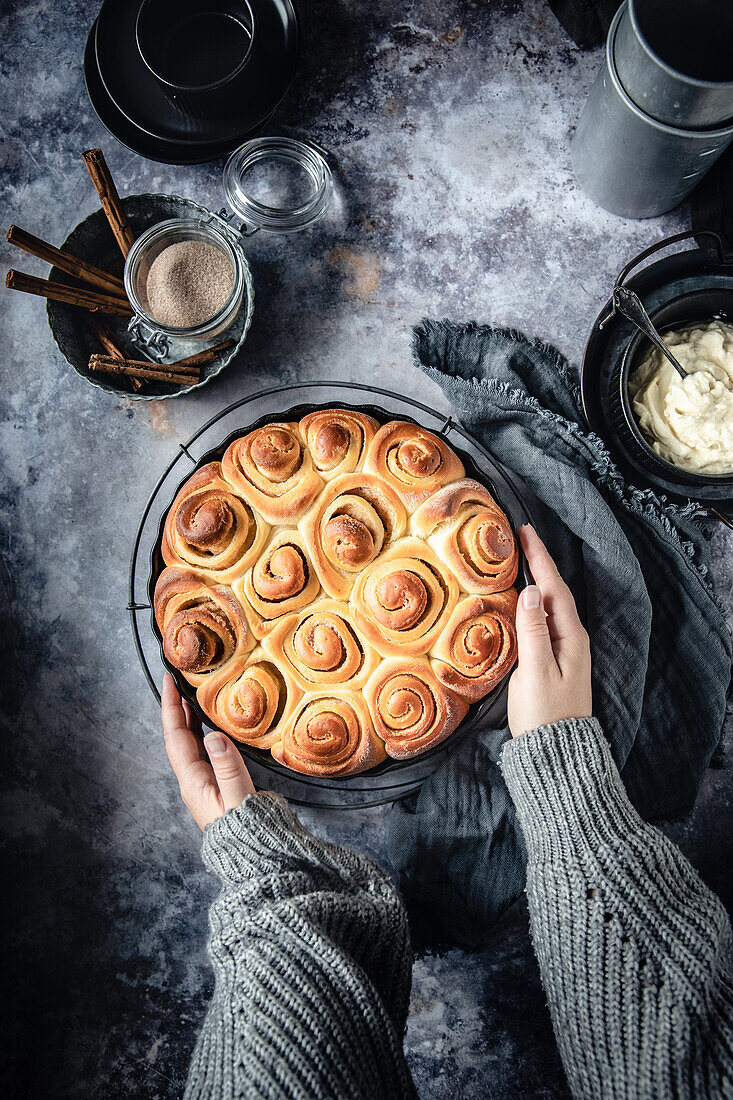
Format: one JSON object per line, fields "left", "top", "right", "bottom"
{"left": 499, "top": 717, "right": 642, "bottom": 865}
{"left": 202, "top": 791, "right": 304, "bottom": 883}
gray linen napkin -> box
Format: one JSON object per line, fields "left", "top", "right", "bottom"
{"left": 388, "top": 320, "right": 732, "bottom": 948}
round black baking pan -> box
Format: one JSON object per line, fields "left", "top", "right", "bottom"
{"left": 85, "top": 0, "right": 298, "bottom": 164}
{"left": 129, "top": 382, "right": 533, "bottom": 808}
{"left": 582, "top": 229, "right": 733, "bottom": 513}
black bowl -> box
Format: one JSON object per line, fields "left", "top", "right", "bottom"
{"left": 611, "top": 288, "right": 733, "bottom": 487}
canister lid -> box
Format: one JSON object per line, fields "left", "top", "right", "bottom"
{"left": 223, "top": 136, "right": 332, "bottom": 232}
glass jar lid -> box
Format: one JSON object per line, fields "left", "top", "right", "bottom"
{"left": 222, "top": 136, "right": 332, "bottom": 232}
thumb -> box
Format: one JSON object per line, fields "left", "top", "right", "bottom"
{"left": 516, "top": 585, "right": 555, "bottom": 669}
{"left": 204, "top": 732, "right": 256, "bottom": 812}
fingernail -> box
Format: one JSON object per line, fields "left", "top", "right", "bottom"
{"left": 522, "top": 585, "right": 541, "bottom": 609}
{"left": 204, "top": 733, "right": 227, "bottom": 757}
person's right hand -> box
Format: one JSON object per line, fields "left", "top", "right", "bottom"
{"left": 507, "top": 525, "right": 592, "bottom": 739}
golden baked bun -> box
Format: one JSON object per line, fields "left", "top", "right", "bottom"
{"left": 364, "top": 658, "right": 469, "bottom": 759}
{"left": 363, "top": 420, "right": 465, "bottom": 508}
{"left": 299, "top": 473, "right": 407, "bottom": 599}
{"left": 411, "top": 478, "right": 518, "bottom": 594}
{"left": 350, "top": 537, "right": 459, "bottom": 657}
{"left": 261, "top": 599, "right": 380, "bottom": 691}
{"left": 156, "top": 409, "right": 520, "bottom": 778}
{"left": 162, "top": 461, "right": 269, "bottom": 584}
{"left": 154, "top": 567, "right": 252, "bottom": 688}
{"left": 222, "top": 422, "right": 322, "bottom": 524}
{"left": 299, "top": 409, "right": 379, "bottom": 480}
{"left": 272, "top": 689, "right": 386, "bottom": 776}
{"left": 234, "top": 529, "right": 320, "bottom": 639}
{"left": 196, "top": 650, "right": 299, "bottom": 749}
{"left": 431, "top": 589, "right": 518, "bottom": 702}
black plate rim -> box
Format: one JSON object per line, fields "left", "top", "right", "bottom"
{"left": 94, "top": 0, "right": 299, "bottom": 147}
{"left": 85, "top": 23, "right": 279, "bottom": 164}
{"left": 146, "top": 398, "right": 530, "bottom": 785}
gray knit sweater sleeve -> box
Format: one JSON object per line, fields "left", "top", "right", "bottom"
{"left": 500, "top": 716, "right": 733, "bottom": 1100}
{"left": 183, "top": 791, "right": 417, "bottom": 1100}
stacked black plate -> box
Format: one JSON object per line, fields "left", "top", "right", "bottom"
{"left": 84, "top": 0, "right": 299, "bottom": 164}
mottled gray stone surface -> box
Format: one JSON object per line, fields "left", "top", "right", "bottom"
{"left": 1, "top": 0, "right": 731, "bottom": 1097}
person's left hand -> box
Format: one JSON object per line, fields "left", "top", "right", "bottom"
{"left": 162, "top": 672, "right": 255, "bottom": 830}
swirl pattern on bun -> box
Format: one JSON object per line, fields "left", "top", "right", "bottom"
{"left": 300, "top": 473, "right": 407, "bottom": 599}
{"left": 411, "top": 479, "right": 518, "bottom": 594}
{"left": 262, "top": 599, "right": 380, "bottom": 691}
{"left": 197, "top": 651, "right": 298, "bottom": 748}
{"left": 431, "top": 589, "right": 518, "bottom": 702}
{"left": 234, "top": 529, "right": 320, "bottom": 639}
{"left": 364, "top": 420, "right": 465, "bottom": 508}
{"left": 272, "top": 690, "right": 386, "bottom": 776}
{"left": 299, "top": 409, "right": 379, "bottom": 480}
{"left": 364, "top": 658, "right": 469, "bottom": 759}
{"left": 222, "top": 422, "right": 322, "bottom": 524}
{"left": 350, "top": 538, "right": 459, "bottom": 657}
{"left": 154, "top": 567, "right": 252, "bottom": 687}
{"left": 162, "top": 462, "right": 269, "bottom": 584}
{"left": 155, "top": 409, "right": 519, "bottom": 777}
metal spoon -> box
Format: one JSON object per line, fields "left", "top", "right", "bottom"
{"left": 613, "top": 285, "right": 688, "bottom": 380}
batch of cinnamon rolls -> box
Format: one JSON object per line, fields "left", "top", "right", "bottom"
{"left": 154, "top": 409, "right": 520, "bottom": 777}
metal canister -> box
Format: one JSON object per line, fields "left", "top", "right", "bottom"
{"left": 571, "top": 2, "right": 733, "bottom": 219}
{"left": 614, "top": 0, "right": 733, "bottom": 128}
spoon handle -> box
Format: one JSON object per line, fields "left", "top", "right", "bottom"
{"left": 613, "top": 286, "right": 688, "bottom": 380}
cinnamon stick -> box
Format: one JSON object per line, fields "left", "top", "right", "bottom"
{"left": 90, "top": 352, "right": 201, "bottom": 377}
{"left": 84, "top": 317, "right": 142, "bottom": 393}
{"left": 6, "top": 269, "right": 133, "bottom": 316}
{"left": 89, "top": 354, "right": 199, "bottom": 386}
{"left": 6, "top": 225, "right": 127, "bottom": 298}
{"left": 85, "top": 316, "right": 127, "bottom": 358}
{"left": 82, "top": 149, "right": 136, "bottom": 259}
{"left": 168, "top": 339, "right": 236, "bottom": 371}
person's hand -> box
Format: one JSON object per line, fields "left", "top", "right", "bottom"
{"left": 507, "top": 525, "right": 592, "bottom": 739}
{"left": 162, "top": 672, "right": 255, "bottom": 830}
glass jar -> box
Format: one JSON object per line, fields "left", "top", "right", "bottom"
{"left": 123, "top": 136, "right": 333, "bottom": 360}
{"left": 125, "top": 218, "right": 249, "bottom": 357}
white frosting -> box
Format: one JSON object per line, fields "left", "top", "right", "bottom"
{"left": 628, "top": 319, "right": 733, "bottom": 476}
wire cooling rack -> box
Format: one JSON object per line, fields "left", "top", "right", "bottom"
{"left": 129, "top": 381, "right": 533, "bottom": 808}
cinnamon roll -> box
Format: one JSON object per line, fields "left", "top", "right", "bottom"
{"left": 234, "top": 529, "right": 320, "bottom": 638}
{"left": 154, "top": 567, "right": 252, "bottom": 687}
{"left": 350, "top": 537, "right": 459, "bottom": 657}
{"left": 222, "top": 422, "right": 322, "bottom": 525}
{"left": 299, "top": 473, "right": 407, "bottom": 599}
{"left": 364, "top": 658, "right": 469, "bottom": 759}
{"left": 162, "top": 462, "right": 269, "bottom": 584}
{"left": 155, "top": 409, "right": 522, "bottom": 778}
{"left": 411, "top": 479, "right": 518, "bottom": 594}
{"left": 300, "top": 409, "right": 379, "bottom": 480}
{"left": 272, "top": 689, "right": 386, "bottom": 776}
{"left": 431, "top": 589, "right": 518, "bottom": 702}
{"left": 197, "top": 650, "right": 300, "bottom": 748}
{"left": 363, "top": 420, "right": 465, "bottom": 508}
{"left": 261, "top": 599, "right": 380, "bottom": 691}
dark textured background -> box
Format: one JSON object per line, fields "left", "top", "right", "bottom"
{"left": 1, "top": 1, "right": 731, "bottom": 1096}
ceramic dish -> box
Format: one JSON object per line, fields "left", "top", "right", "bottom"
{"left": 47, "top": 193, "right": 253, "bottom": 400}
